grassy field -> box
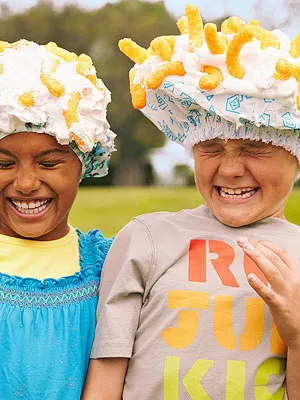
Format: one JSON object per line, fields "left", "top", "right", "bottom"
{"left": 69, "top": 187, "right": 300, "bottom": 237}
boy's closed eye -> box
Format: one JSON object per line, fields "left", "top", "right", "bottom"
{"left": 243, "top": 143, "right": 274, "bottom": 155}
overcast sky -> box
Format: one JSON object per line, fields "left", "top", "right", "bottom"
{"left": 1, "top": 0, "right": 299, "bottom": 36}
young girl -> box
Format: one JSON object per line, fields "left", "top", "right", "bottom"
{"left": 83, "top": 5, "right": 300, "bottom": 399}
{"left": 0, "top": 39, "right": 115, "bottom": 399}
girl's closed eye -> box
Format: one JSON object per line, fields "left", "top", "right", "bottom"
{"left": 0, "top": 160, "right": 15, "bottom": 169}
{"left": 39, "top": 159, "right": 65, "bottom": 168}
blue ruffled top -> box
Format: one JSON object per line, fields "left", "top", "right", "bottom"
{"left": 0, "top": 229, "right": 112, "bottom": 400}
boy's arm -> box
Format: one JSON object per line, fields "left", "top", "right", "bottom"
{"left": 83, "top": 218, "right": 154, "bottom": 397}
{"left": 237, "top": 238, "right": 300, "bottom": 399}
{"left": 286, "top": 347, "right": 300, "bottom": 399}
{"left": 81, "top": 358, "right": 128, "bottom": 400}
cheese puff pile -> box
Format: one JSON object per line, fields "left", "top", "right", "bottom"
{"left": 0, "top": 39, "right": 116, "bottom": 178}
{"left": 118, "top": 4, "right": 300, "bottom": 168}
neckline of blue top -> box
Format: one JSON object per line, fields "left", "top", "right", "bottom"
{"left": 0, "top": 229, "right": 111, "bottom": 290}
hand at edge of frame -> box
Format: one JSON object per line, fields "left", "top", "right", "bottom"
{"left": 237, "top": 237, "right": 300, "bottom": 350}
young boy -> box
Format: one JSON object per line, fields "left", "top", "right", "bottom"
{"left": 0, "top": 39, "right": 115, "bottom": 399}
{"left": 83, "top": 5, "right": 300, "bottom": 399}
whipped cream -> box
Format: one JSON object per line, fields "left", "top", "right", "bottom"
{"left": 0, "top": 39, "right": 115, "bottom": 154}
{"left": 133, "top": 25, "right": 300, "bottom": 130}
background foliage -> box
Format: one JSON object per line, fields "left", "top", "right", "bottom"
{"left": 70, "top": 187, "right": 300, "bottom": 237}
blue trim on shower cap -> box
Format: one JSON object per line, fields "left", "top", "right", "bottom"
{"left": 69, "top": 141, "right": 110, "bottom": 179}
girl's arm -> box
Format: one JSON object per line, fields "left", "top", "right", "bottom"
{"left": 81, "top": 358, "right": 128, "bottom": 400}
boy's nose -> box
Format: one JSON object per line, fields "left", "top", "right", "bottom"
{"left": 218, "top": 154, "right": 245, "bottom": 178}
{"left": 12, "top": 171, "right": 41, "bottom": 194}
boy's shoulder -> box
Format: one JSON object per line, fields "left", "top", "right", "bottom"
{"left": 133, "top": 205, "right": 207, "bottom": 228}
{"left": 127, "top": 205, "right": 215, "bottom": 242}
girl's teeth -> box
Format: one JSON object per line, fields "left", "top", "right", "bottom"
{"left": 11, "top": 200, "right": 49, "bottom": 214}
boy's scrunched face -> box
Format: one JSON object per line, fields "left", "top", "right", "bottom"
{"left": 0, "top": 132, "right": 82, "bottom": 240}
{"left": 193, "top": 138, "right": 298, "bottom": 227}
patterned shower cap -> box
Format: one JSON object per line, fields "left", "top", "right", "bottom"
{"left": 0, "top": 39, "right": 116, "bottom": 179}
{"left": 119, "top": 4, "right": 300, "bottom": 169}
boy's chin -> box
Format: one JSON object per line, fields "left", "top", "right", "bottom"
{"left": 212, "top": 209, "right": 260, "bottom": 228}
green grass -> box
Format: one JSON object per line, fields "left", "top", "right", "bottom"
{"left": 69, "top": 187, "right": 300, "bottom": 237}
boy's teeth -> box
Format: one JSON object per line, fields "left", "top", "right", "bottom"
{"left": 219, "top": 187, "right": 256, "bottom": 198}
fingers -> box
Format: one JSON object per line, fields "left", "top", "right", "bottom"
{"left": 247, "top": 273, "right": 276, "bottom": 307}
{"left": 255, "top": 240, "right": 295, "bottom": 269}
{"left": 237, "top": 238, "right": 287, "bottom": 289}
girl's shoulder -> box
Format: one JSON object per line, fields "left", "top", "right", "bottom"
{"left": 77, "top": 229, "right": 113, "bottom": 267}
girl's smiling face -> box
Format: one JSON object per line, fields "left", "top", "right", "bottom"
{"left": 0, "top": 132, "right": 82, "bottom": 240}
{"left": 193, "top": 138, "right": 299, "bottom": 227}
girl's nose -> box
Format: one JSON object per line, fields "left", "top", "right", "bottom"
{"left": 12, "top": 170, "right": 41, "bottom": 194}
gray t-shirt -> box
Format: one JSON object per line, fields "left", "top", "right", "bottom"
{"left": 91, "top": 205, "right": 300, "bottom": 400}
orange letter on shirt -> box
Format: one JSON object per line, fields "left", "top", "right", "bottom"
{"left": 209, "top": 240, "right": 239, "bottom": 287}
{"left": 162, "top": 290, "right": 210, "bottom": 349}
{"left": 214, "top": 296, "right": 264, "bottom": 351}
{"left": 189, "top": 240, "right": 206, "bottom": 282}
{"left": 188, "top": 240, "right": 239, "bottom": 287}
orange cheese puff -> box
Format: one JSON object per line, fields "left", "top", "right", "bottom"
{"left": 247, "top": 26, "right": 280, "bottom": 50}
{"left": 292, "top": 64, "right": 300, "bottom": 110}
{"left": 147, "top": 61, "right": 186, "bottom": 89}
{"left": 227, "top": 17, "right": 244, "bottom": 33}
{"left": 85, "top": 75, "right": 97, "bottom": 85}
{"left": 248, "top": 19, "right": 261, "bottom": 27}
{"left": 76, "top": 60, "right": 97, "bottom": 85}
{"left": 186, "top": 4, "right": 204, "bottom": 49}
{"left": 226, "top": 27, "right": 254, "bottom": 79}
{"left": 150, "top": 37, "right": 173, "bottom": 61}
{"left": 129, "top": 69, "right": 146, "bottom": 109}
{"left": 163, "top": 35, "right": 177, "bottom": 50}
{"left": 64, "top": 92, "right": 81, "bottom": 129}
{"left": 146, "top": 48, "right": 156, "bottom": 58}
{"left": 71, "top": 133, "right": 86, "bottom": 149}
{"left": 78, "top": 53, "right": 93, "bottom": 64}
{"left": 204, "top": 23, "right": 228, "bottom": 54}
{"left": 18, "top": 91, "right": 35, "bottom": 107}
{"left": 199, "top": 66, "right": 224, "bottom": 90}
{"left": 118, "top": 38, "right": 148, "bottom": 64}
{"left": 289, "top": 34, "right": 300, "bottom": 58}
{"left": 49, "top": 58, "right": 60, "bottom": 74}
{"left": 95, "top": 78, "right": 106, "bottom": 92}
{"left": 292, "top": 63, "right": 300, "bottom": 81}
{"left": 0, "top": 41, "right": 8, "bottom": 52}
{"left": 221, "top": 17, "right": 244, "bottom": 34}
{"left": 40, "top": 72, "right": 65, "bottom": 97}
{"left": 45, "top": 42, "right": 78, "bottom": 62}
{"left": 274, "top": 58, "right": 292, "bottom": 80}
{"left": 177, "top": 16, "right": 188, "bottom": 34}
{"left": 221, "top": 19, "right": 232, "bottom": 34}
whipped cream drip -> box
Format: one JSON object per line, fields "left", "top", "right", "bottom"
{"left": 0, "top": 40, "right": 115, "bottom": 154}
